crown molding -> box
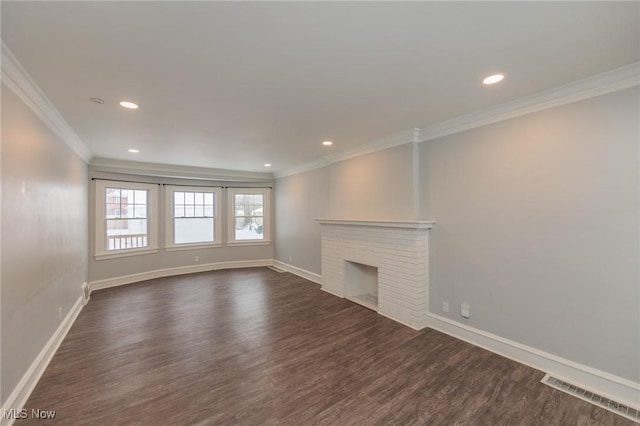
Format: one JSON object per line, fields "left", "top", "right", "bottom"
{"left": 275, "top": 63, "right": 638, "bottom": 180}
{"left": 89, "top": 157, "right": 273, "bottom": 182}
{"left": 274, "top": 128, "right": 419, "bottom": 179}
{"left": 1, "top": 42, "right": 92, "bottom": 163}
{"left": 273, "top": 158, "right": 329, "bottom": 179}
{"left": 418, "top": 62, "right": 640, "bottom": 143}
{"left": 322, "top": 127, "right": 420, "bottom": 164}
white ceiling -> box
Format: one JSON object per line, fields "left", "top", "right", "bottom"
{"left": 2, "top": 2, "right": 638, "bottom": 173}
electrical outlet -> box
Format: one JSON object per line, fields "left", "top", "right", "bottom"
{"left": 442, "top": 302, "right": 449, "bottom": 313}
{"left": 461, "top": 303, "right": 471, "bottom": 318}
{"left": 289, "top": 256, "right": 292, "bottom": 262}
{"left": 58, "top": 307, "right": 62, "bottom": 318}
{"left": 194, "top": 256, "right": 199, "bottom": 262}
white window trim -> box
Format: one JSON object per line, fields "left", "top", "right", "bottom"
{"left": 94, "top": 180, "right": 159, "bottom": 260}
{"left": 227, "top": 187, "right": 271, "bottom": 246}
{"left": 164, "top": 185, "right": 222, "bottom": 250}
{"left": 94, "top": 247, "right": 159, "bottom": 261}
{"left": 164, "top": 243, "right": 223, "bottom": 252}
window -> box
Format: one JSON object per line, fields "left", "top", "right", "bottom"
{"left": 227, "top": 188, "right": 271, "bottom": 245}
{"left": 165, "top": 186, "right": 222, "bottom": 250}
{"left": 95, "top": 180, "right": 158, "bottom": 259}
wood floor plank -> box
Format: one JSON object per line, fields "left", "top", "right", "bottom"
{"left": 18, "top": 268, "right": 634, "bottom": 425}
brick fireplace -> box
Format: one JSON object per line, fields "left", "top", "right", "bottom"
{"left": 317, "top": 219, "right": 434, "bottom": 330}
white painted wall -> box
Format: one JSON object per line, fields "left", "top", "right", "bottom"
{"left": 420, "top": 87, "right": 639, "bottom": 382}
{"left": 1, "top": 87, "right": 89, "bottom": 402}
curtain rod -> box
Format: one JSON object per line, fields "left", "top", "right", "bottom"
{"left": 91, "top": 178, "right": 271, "bottom": 189}
{"left": 163, "top": 184, "right": 272, "bottom": 189}
{"left": 161, "top": 183, "right": 224, "bottom": 188}
{"left": 225, "top": 186, "right": 272, "bottom": 189}
{"left": 91, "top": 177, "right": 160, "bottom": 185}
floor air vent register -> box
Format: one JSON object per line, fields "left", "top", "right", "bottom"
{"left": 541, "top": 374, "right": 639, "bottom": 423}
{"left": 81, "top": 282, "right": 91, "bottom": 305}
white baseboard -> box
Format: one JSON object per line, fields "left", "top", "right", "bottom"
{"left": 1, "top": 297, "right": 84, "bottom": 426}
{"left": 89, "top": 259, "right": 273, "bottom": 291}
{"left": 271, "top": 260, "right": 322, "bottom": 285}
{"left": 320, "top": 287, "right": 343, "bottom": 298}
{"left": 378, "top": 311, "right": 425, "bottom": 331}
{"left": 427, "top": 313, "right": 640, "bottom": 410}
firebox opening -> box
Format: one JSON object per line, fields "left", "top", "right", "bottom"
{"left": 344, "top": 260, "right": 378, "bottom": 311}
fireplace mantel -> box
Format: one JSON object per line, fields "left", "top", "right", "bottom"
{"left": 317, "top": 218, "right": 435, "bottom": 330}
{"left": 315, "top": 218, "right": 435, "bottom": 230}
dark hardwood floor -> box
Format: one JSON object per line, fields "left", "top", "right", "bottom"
{"left": 19, "top": 268, "right": 632, "bottom": 425}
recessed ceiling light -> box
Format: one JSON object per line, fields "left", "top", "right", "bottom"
{"left": 322, "top": 141, "right": 333, "bottom": 146}
{"left": 128, "top": 148, "right": 139, "bottom": 153}
{"left": 264, "top": 163, "right": 272, "bottom": 167}
{"left": 483, "top": 74, "right": 505, "bottom": 85}
{"left": 119, "top": 101, "right": 139, "bottom": 109}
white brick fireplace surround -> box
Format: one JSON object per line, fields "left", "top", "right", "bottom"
{"left": 316, "top": 219, "right": 435, "bottom": 330}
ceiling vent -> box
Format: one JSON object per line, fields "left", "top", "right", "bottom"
{"left": 541, "top": 374, "right": 639, "bottom": 423}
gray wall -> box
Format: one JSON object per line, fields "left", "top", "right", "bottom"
{"left": 274, "top": 167, "right": 329, "bottom": 274}
{"left": 1, "top": 87, "right": 89, "bottom": 402}
{"left": 329, "top": 143, "right": 417, "bottom": 220}
{"left": 420, "top": 87, "right": 639, "bottom": 382}
{"left": 274, "top": 143, "right": 417, "bottom": 274}
{"left": 89, "top": 171, "right": 274, "bottom": 282}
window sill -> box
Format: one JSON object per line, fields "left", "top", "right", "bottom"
{"left": 227, "top": 240, "right": 272, "bottom": 247}
{"left": 94, "top": 247, "right": 159, "bottom": 261}
{"left": 165, "top": 243, "right": 222, "bottom": 252}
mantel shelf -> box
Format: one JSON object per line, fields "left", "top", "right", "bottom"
{"left": 315, "top": 218, "right": 435, "bottom": 230}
